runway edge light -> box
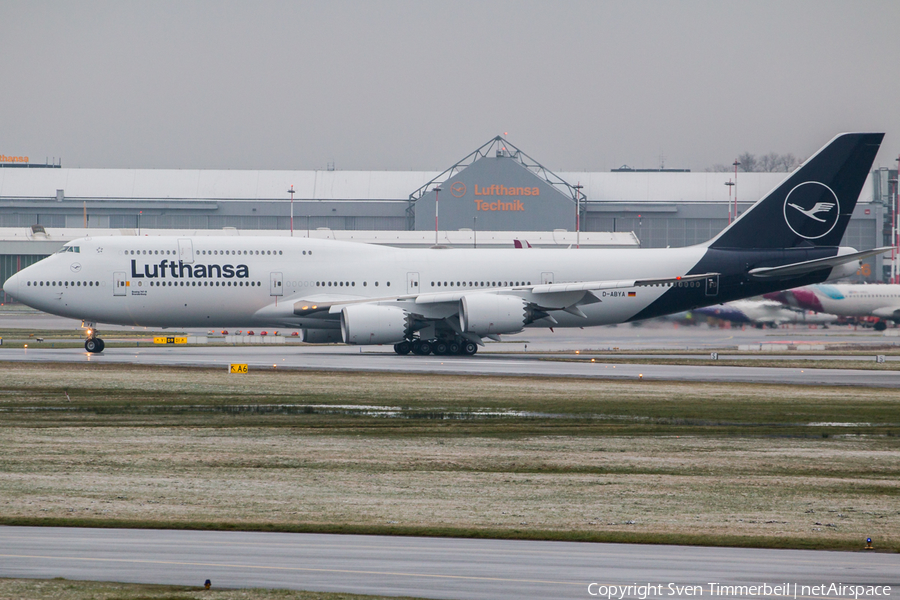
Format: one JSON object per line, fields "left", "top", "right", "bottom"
{"left": 866, "top": 537, "right": 873, "bottom": 550}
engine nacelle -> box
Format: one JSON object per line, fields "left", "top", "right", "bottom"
{"left": 301, "top": 328, "right": 343, "bottom": 344}
{"left": 826, "top": 246, "right": 862, "bottom": 281}
{"left": 340, "top": 304, "right": 409, "bottom": 345}
{"left": 459, "top": 294, "right": 528, "bottom": 336}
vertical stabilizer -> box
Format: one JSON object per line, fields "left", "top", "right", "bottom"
{"left": 709, "top": 133, "right": 883, "bottom": 250}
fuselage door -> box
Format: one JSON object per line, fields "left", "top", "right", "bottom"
{"left": 705, "top": 274, "right": 719, "bottom": 297}
{"left": 541, "top": 272, "right": 554, "bottom": 284}
{"left": 407, "top": 272, "right": 419, "bottom": 294}
{"left": 114, "top": 272, "right": 127, "bottom": 297}
{"left": 178, "top": 239, "right": 194, "bottom": 264}
{"left": 270, "top": 272, "right": 283, "bottom": 296}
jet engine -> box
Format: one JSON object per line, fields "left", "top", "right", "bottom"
{"left": 340, "top": 304, "right": 409, "bottom": 345}
{"left": 459, "top": 294, "right": 529, "bottom": 336}
{"left": 826, "top": 247, "right": 863, "bottom": 281}
{"left": 301, "top": 328, "right": 344, "bottom": 344}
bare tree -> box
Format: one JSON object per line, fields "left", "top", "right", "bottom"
{"left": 707, "top": 152, "right": 802, "bottom": 172}
{"left": 778, "top": 153, "right": 800, "bottom": 171}
{"left": 758, "top": 152, "right": 781, "bottom": 172}
{"left": 737, "top": 152, "right": 757, "bottom": 172}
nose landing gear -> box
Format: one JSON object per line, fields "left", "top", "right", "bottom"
{"left": 82, "top": 322, "right": 105, "bottom": 353}
{"left": 85, "top": 337, "right": 105, "bottom": 353}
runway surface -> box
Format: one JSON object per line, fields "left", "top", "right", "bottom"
{"left": 1, "top": 527, "right": 898, "bottom": 600}
{"left": 0, "top": 344, "right": 898, "bottom": 387}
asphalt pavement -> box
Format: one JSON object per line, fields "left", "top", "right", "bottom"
{"left": 1, "top": 527, "right": 897, "bottom": 600}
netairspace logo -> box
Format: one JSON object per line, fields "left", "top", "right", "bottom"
{"left": 586, "top": 583, "right": 892, "bottom": 599}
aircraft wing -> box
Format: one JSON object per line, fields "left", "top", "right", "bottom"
{"left": 527, "top": 272, "right": 717, "bottom": 295}
{"left": 288, "top": 272, "right": 719, "bottom": 315}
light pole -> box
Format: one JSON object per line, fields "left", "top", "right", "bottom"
{"left": 891, "top": 155, "right": 900, "bottom": 283}
{"left": 733, "top": 159, "right": 741, "bottom": 220}
{"left": 288, "top": 185, "right": 295, "bottom": 237}
{"left": 574, "top": 183, "right": 584, "bottom": 249}
{"left": 892, "top": 156, "right": 900, "bottom": 283}
{"left": 725, "top": 180, "right": 735, "bottom": 224}
{"left": 473, "top": 216, "right": 477, "bottom": 248}
{"left": 434, "top": 186, "right": 442, "bottom": 246}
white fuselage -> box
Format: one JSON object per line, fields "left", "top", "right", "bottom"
{"left": 801, "top": 284, "right": 900, "bottom": 319}
{"left": 4, "top": 235, "right": 707, "bottom": 329}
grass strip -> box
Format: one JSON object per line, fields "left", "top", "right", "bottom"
{"left": 0, "top": 517, "right": 881, "bottom": 553}
{"left": 0, "top": 577, "right": 427, "bottom": 600}
{"left": 1, "top": 362, "right": 898, "bottom": 552}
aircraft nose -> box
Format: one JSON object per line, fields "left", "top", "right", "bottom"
{"left": 3, "top": 271, "right": 20, "bottom": 299}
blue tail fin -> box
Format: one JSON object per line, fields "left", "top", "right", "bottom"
{"left": 708, "top": 133, "right": 883, "bottom": 250}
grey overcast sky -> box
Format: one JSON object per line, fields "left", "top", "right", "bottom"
{"left": 2, "top": 0, "right": 899, "bottom": 172}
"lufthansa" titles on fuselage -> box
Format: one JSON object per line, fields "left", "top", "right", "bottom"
{"left": 130, "top": 259, "right": 250, "bottom": 279}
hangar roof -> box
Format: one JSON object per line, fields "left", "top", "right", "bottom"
{"left": 0, "top": 168, "right": 438, "bottom": 201}
{"left": 0, "top": 167, "right": 874, "bottom": 204}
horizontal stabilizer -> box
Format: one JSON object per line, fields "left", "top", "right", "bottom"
{"left": 747, "top": 247, "right": 891, "bottom": 279}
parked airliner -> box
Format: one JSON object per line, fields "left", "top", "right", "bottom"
{"left": 2, "top": 133, "right": 889, "bottom": 355}
{"left": 765, "top": 283, "right": 900, "bottom": 330}
{"left": 694, "top": 299, "right": 837, "bottom": 328}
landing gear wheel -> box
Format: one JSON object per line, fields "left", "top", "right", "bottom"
{"left": 448, "top": 341, "right": 461, "bottom": 355}
{"left": 433, "top": 341, "right": 449, "bottom": 355}
{"left": 412, "top": 340, "right": 433, "bottom": 355}
{"left": 874, "top": 321, "right": 888, "bottom": 332}
{"left": 394, "top": 341, "right": 411, "bottom": 355}
{"left": 461, "top": 341, "right": 478, "bottom": 356}
{"left": 85, "top": 338, "right": 104, "bottom": 353}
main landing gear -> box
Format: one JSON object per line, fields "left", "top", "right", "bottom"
{"left": 393, "top": 337, "right": 478, "bottom": 356}
{"left": 83, "top": 322, "right": 105, "bottom": 353}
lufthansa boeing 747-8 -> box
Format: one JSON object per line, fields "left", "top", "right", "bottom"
{"left": 2, "top": 133, "right": 890, "bottom": 355}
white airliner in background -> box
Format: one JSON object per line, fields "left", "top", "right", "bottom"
{"left": 2, "top": 133, "right": 889, "bottom": 355}
{"left": 694, "top": 299, "right": 837, "bottom": 328}
{"left": 765, "top": 283, "right": 900, "bottom": 331}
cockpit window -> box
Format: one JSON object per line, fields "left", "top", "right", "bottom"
{"left": 57, "top": 246, "right": 80, "bottom": 254}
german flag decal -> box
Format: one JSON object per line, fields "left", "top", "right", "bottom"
{"left": 628, "top": 291, "right": 636, "bottom": 297}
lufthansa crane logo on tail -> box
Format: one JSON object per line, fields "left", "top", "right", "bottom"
{"left": 783, "top": 181, "right": 840, "bottom": 240}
